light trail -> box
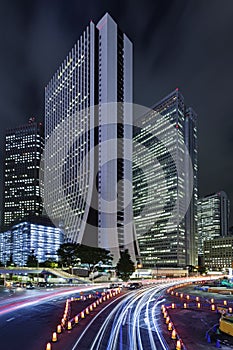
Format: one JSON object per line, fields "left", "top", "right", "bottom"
{"left": 0, "top": 284, "right": 107, "bottom": 316}
{"left": 73, "top": 281, "right": 182, "bottom": 350}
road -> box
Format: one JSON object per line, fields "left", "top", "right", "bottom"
{"left": 0, "top": 279, "right": 194, "bottom": 350}
{"left": 0, "top": 284, "right": 107, "bottom": 350}
{"left": 65, "top": 282, "right": 177, "bottom": 350}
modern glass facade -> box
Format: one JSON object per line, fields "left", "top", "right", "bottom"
{"left": 0, "top": 231, "right": 12, "bottom": 265}
{"left": 44, "top": 13, "right": 137, "bottom": 263}
{"left": 0, "top": 218, "right": 63, "bottom": 266}
{"left": 198, "top": 191, "right": 230, "bottom": 255}
{"left": 133, "top": 89, "right": 198, "bottom": 267}
{"left": 2, "top": 118, "right": 44, "bottom": 228}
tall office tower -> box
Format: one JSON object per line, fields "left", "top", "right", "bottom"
{"left": 197, "top": 191, "right": 230, "bottom": 255}
{"left": 133, "top": 89, "right": 198, "bottom": 268}
{"left": 2, "top": 118, "right": 44, "bottom": 229}
{"left": 44, "top": 13, "right": 137, "bottom": 263}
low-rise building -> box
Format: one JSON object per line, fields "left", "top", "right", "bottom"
{"left": 0, "top": 216, "right": 63, "bottom": 266}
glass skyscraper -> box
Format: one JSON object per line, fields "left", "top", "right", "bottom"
{"left": 198, "top": 191, "right": 230, "bottom": 255}
{"left": 44, "top": 13, "right": 137, "bottom": 263}
{"left": 133, "top": 89, "right": 198, "bottom": 268}
{"left": 2, "top": 118, "right": 44, "bottom": 229}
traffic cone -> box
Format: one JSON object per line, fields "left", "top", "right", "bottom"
{"left": 57, "top": 325, "right": 62, "bottom": 334}
{"left": 52, "top": 332, "right": 57, "bottom": 342}
{"left": 67, "top": 321, "right": 72, "bottom": 330}
{"left": 75, "top": 316, "right": 79, "bottom": 324}
{"left": 176, "top": 340, "right": 182, "bottom": 350}
{"left": 168, "top": 322, "right": 172, "bottom": 331}
{"left": 171, "top": 329, "right": 176, "bottom": 340}
{"left": 46, "top": 343, "right": 52, "bottom": 350}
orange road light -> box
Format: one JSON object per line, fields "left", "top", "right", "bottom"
{"left": 171, "top": 329, "right": 177, "bottom": 340}
{"left": 52, "top": 332, "right": 57, "bottom": 342}
{"left": 176, "top": 339, "right": 182, "bottom": 350}
{"left": 211, "top": 304, "right": 215, "bottom": 311}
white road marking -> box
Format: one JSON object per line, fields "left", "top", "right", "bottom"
{"left": 6, "top": 317, "right": 15, "bottom": 322}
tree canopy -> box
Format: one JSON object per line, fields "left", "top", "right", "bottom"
{"left": 116, "top": 249, "right": 135, "bottom": 281}
{"left": 57, "top": 243, "right": 113, "bottom": 269}
{"left": 26, "top": 252, "right": 38, "bottom": 267}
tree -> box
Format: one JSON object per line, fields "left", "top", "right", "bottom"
{"left": 57, "top": 243, "right": 113, "bottom": 272}
{"left": 76, "top": 245, "right": 113, "bottom": 270}
{"left": 116, "top": 249, "right": 135, "bottom": 282}
{"left": 57, "top": 243, "right": 79, "bottom": 267}
{"left": 26, "top": 251, "right": 38, "bottom": 267}
{"left": 6, "top": 253, "right": 15, "bottom": 267}
{"left": 40, "top": 259, "right": 58, "bottom": 268}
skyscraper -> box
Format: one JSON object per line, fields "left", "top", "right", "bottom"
{"left": 44, "top": 13, "right": 137, "bottom": 263}
{"left": 133, "top": 89, "right": 198, "bottom": 268}
{"left": 2, "top": 118, "right": 44, "bottom": 229}
{"left": 197, "top": 191, "right": 230, "bottom": 255}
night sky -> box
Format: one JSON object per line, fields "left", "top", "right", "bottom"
{"left": 0, "top": 0, "right": 233, "bottom": 224}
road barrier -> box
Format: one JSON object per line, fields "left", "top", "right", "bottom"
{"left": 45, "top": 287, "right": 121, "bottom": 349}
{"left": 161, "top": 302, "right": 189, "bottom": 350}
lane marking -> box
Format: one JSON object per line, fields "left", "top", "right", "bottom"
{"left": 6, "top": 317, "right": 15, "bottom": 322}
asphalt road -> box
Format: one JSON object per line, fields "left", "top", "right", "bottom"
{"left": 0, "top": 285, "right": 106, "bottom": 350}
{"left": 56, "top": 282, "right": 179, "bottom": 350}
